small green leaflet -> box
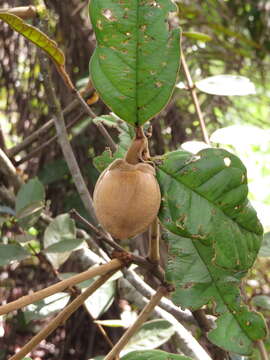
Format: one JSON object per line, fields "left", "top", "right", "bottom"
{"left": 89, "top": 0, "right": 180, "bottom": 125}
{"left": 0, "top": 12, "right": 65, "bottom": 66}
{"left": 157, "top": 148, "right": 266, "bottom": 355}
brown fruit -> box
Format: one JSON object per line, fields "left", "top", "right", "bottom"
{"left": 93, "top": 159, "right": 161, "bottom": 240}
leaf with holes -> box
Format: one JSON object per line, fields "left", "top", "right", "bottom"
{"left": 157, "top": 148, "right": 266, "bottom": 355}
{"left": 0, "top": 12, "right": 65, "bottom": 66}
{"left": 89, "top": 0, "right": 180, "bottom": 125}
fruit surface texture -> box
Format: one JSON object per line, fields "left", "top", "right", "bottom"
{"left": 93, "top": 159, "right": 161, "bottom": 240}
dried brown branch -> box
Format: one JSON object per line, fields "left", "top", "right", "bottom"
{"left": 147, "top": 217, "right": 160, "bottom": 263}
{"left": 38, "top": 52, "right": 99, "bottom": 225}
{"left": 104, "top": 286, "right": 168, "bottom": 360}
{"left": 181, "top": 49, "right": 210, "bottom": 145}
{"left": 9, "top": 270, "right": 117, "bottom": 360}
{"left": 0, "top": 259, "right": 123, "bottom": 316}
{"left": 3, "top": 6, "right": 37, "bottom": 19}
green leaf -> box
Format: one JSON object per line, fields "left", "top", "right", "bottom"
{"left": 195, "top": 75, "right": 256, "bottom": 96}
{"left": 83, "top": 276, "right": 116, "bottom": 319}
{"left": 182, "top": 31, "right": 212, "bottom": 42}
{"left": 0, "top": 12, "right": 65, "bottom": 66}
{"left": 157, "top": 148, "right": 266, "bottom": 355}
{"left": 252, "top": 295, "right": 270, "bottom": 311}
{"left": 121, "top": 350, "right": 192, "bottom": 360}
{"left": 93, "top": 115, "right": 134, "bottom": 172}
{"left": 0, "top": 243, "right": 29, "bottom": 266}
{"left": 38, "top": 158, "right": 69, "bottom": 185}
{"left": 44, "top": 239, "right": 83, "bottom": 253}
{"left": 15, "top": 178, "right": 45, "bottom": 228}
{"left": 23, "top": 292, "right": 70, "bottom": 323}
{"left": 121, "top": 319, "right": 175, "bottom": 356}
{"left": 89, "top": 0, "right": 180, "bottom": 125}
{"left": 44, "top": 214, "right": 77, "bottom": 268}
{"left": 259, "top": 232, "right": 270, "bottom": 257}
{"left": 95, "top": 319, "right": 126, "bottom": 327}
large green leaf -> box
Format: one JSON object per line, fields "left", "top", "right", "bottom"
{"left": 121, "top": 350, "right": 192, "bottom": 360}
{"left": 89, "top": 0, "right": 180, "bottom": 125}
{"left": 0, "top": 12, "right": 65, "bottom": 66}
{"left": 157, "top": 148, "right": 266, "bottom": 355}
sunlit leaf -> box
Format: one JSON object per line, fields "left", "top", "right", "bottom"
{"left": 196, "top": 75, "right": 256, "bottom": 96}
{"left": 0, "top": 12, "right": 65, "bottom": 66}
{"left": 182, "top": 31, "right": 212, "bottom": 42}
{"left": 94, "top": 319, "right": 126, "bottom": 327}
{"left": 89, "top": 0, "right": 180, "bottom": 125}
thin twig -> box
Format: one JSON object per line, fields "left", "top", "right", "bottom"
{"left": 70, "top": 209, "right": 166, "bottom": 284}
{"left": 256, "top": 339, "right": 269, "bottom": 360}
{"left": 0, "top": 148, "right": 23, "bottom": 192}
{"left": 122, "top": 268, "right": 197, "bottom": 325}
{"left": 38, "top": 53, "right": 98, "bottom": 225}
{"left": 16, "top": 111, "right": 85, "bottom": 165}
{"left": 8, "top": 98, "right": 82, "bottom": 158}
{"left": 9, "top": 270, "right": 117, "bottom": 360}
{"left": 104, "top": 286, "right": 168, "bottom": 360}
{"left": 181, "top": 49, "right": 210, "bottom": 145}
{"left": 148, "top": 217, "right": 160, "bottom": 263}
{"left": 3, "top": 6, "right": 37, "bottom": 19}
{"left": 72, "top": 89, "right": 117, "bottom": 152}
{"left": 0, "top": 259, "right": 123, "bottom": 316}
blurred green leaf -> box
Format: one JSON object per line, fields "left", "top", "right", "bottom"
{"left": 252, "top": 295, "right": 270, "bottom": 311}
{"left": 44, "top": 214, "right": 76, "bottom": 268}
{"left": 38, "top": 159, "right": 69, "bottom": 185}
{"left": 23, "top": 292, "right": 70, "bottom": 323}
{"left": 182, "top": 31, "right": 212, "bottom": 42}
{"left": 15, "top": 178, "right": 45, "bottom": 228}
{"left": 45, "top": 238, "right": 83, "bottom": 253}
{"left": 95, "top": 319, "right": 126, "bottom": 327}
{"left": 84, "top": 276, "right": 116, "bottom": 319}
{"left": 121, "top": 319, "right": 175, "bottom": 356}
{"left": 0, "top": 243, "right": 29, "bottom": 266}
{"left": 89, "top": 0, "right": 180, "bottom": 125}
{"left": 258, "top": 232, "right": 270, "bottom": 257}
{"left": 157, "top": 148, "right": 266, "bottom": 355}
{"left": 0, "top": 12, "right": 65, "bottom": 66}
{"left": 121, "top": 350, "right": 192, "bottom": 360}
